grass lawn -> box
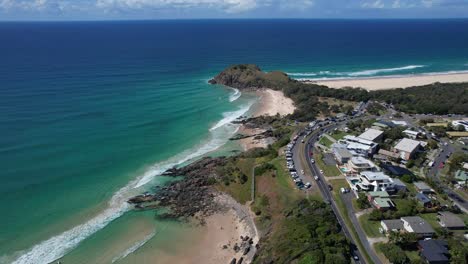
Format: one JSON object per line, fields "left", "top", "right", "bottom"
{"left": 330, "top": 131, "right": 348, "bottom": 141}
{"left": 359, "top": 213, "right": 384, "bottom": 238}
{"left": 216, "top": 158, "right": 254, "bottom": 204}
{"left": 419, "top": 213, "right": 439, "bottom": 229}
{"left": 315, "top": 152, "right": 342, "bottom": 177}
{"left": 319, "top": 136, "right": 334, "bottom": 148}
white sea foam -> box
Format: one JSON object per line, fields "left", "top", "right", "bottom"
{"left": 288, "top": 65, "right": 426, "bottom": 78}
{"left": 9, "top": 101, "right": 255, "bottom": 264}
{"left": 209, "top": 103, "right": 253, "bottom": 131}
{"left": 347, "top": 65, "right": 425, "bottom": 76}
{"left": 229, "top": 88, "right": 241, "bottom": 102}
{"left": 111, "top": 231, "right": 156, "bottom": 263}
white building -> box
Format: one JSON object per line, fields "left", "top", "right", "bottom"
{"left": 452, "top": 120, "right": 468, "bottom": 131}
{"left": 358, "top": 128, "right": 384, "bottom": 142}
{"left": 393, "top": 138, "right": 421, "bottom": 160}
{"left": 353, "top": 171, "right": 395, "bottom": 192}
{"left": 346, "top": 156, "right": 378, "bottom": 173}
{"left": 403, "top": 129, "right": 420, "bottom": 139}
{"left": 401, "top": 216, "right": 435, "bottom": 237}
{"left": 340, "top": 135, "right": 379, "bottom": 156}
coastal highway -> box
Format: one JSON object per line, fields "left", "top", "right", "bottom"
{"left": 291, "top": 118, "right": 378, "bottom": 264}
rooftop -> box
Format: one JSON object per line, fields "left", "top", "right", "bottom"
{"left": 402, "top": 216, "right": 435, "bottom": 234}
{"left": 403, "top": 129, "right": 419, "bottom": 135}
{"left": 414, "top": 181, "right": 432, "bottom": 191}
{"left": 360, "top": 171, "right": 391, "bottom": 181}
{"left": 374, "top": 197, "right": 395, "bottom": 208}
{"left": 418, "top": 240, "right": 449, "bottom": 263}
{"left": 343, "top": 135, "right": 376, "bottom": 146}
{"left": 368, "top": 191, "right": 390, "bottom": 198}
{"left": 394, "top": 138, "right": 421, "bottom": 153}
{"left": 416, "top": 193, "right": 431, "bottom": 204}
{"left": 455, "top": 170, "right": 468, "bottom": 181}
{"left": 381, "top": 219, "right": 404, "bottom": 230}
{"left": 350, "top": 156, "right": 376, "bottom": 166}
{"left": 378, "top": 149, "right": 400, "bottom": 159}
{"left": 438, "top": 212, "right": 466, "bottom": 228}
{"left": 333, "top": 147, "right": 353, "bottom": 158}
{"left": 358, "top": 128, "right": 384, "bottom": 142}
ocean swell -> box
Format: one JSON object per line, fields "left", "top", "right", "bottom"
{"left": 9, "top": 101, "right": 254, "bottom": 264}
{"left": 111, "top": 231, "right": 156, "bottom": 263}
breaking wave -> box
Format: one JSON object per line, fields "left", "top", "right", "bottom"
{"left": 287, "top": 65, "right": 426, "bottom": 78}
{"left": 229, "top": 88, "right": 241, "bottom": 102}
{"left": 111, "top": 231, "right": 156, "bottom": 263}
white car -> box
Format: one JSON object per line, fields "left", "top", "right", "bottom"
{"left": 301, "top": 170, "right": 304, "bottom": 175}
{"left": 305, "top": 182, "right": 312, "bottom": 189}
{"left": 314, "top": 175, "right": 319, "bottom": 181}
{"left": 320, "top": 169, "right": 324, "bottom": 174}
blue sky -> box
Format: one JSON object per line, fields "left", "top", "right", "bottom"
{"left": 0, "top": 0, "right": 467, "bottom": 20}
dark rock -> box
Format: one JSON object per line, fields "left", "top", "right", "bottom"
{"left": 243, "top": 246, "right": 250, "bottom": 255}
{"left": 238, "top": 257, "right": 244, "bottom": 264}
{"left": 230, "top": 258, "right": 236, "bottom": 264}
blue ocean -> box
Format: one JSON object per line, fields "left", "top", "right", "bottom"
{"left": 1, "top": 19, "right": 468, "bottom": 263}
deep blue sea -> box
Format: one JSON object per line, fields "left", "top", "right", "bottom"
{"left": 1, "top": 19, "right": 468, "bottom": 263}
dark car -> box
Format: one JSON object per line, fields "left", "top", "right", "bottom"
{"left": 328, "top": 185, "right": 333, "bottom": 191}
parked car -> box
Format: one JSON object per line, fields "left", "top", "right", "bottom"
{"left": 305, "top": 182, "right": 312, "bottom": 189}
{"left": 314, "top": 175, "right": 319, "bottom": 181}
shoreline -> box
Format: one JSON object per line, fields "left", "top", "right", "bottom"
{"left": 303, "top": 72, "right": 468, "bottom": 90}
{"left": 239, "top": 89, "right": 295, "bottom": 150}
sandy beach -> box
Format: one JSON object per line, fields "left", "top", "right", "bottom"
{"left": 308, "top": 72, "right": 468, "bottom": 90}
{"left": 239, "top": 89, "right": 295, "bottom": 150}
{"left": 150, "top": 194, "right": 258, "bottom": 264}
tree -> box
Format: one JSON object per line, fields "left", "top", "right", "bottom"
{"left": 406, "top": 160, "right": 415, "bottom": 168}
{"left": 356, "top": 193, "right": 371, "bottom": 209}
{"left": 369, "top": 209, "right": 384, "bottom": 221}
{"left": 401, "top": 174, "right": 414, "bottom": 183}
{"left": 456, "top": 125, "right": 466, "bottom": 132}
{"left": 379, "top": 243, "right": 410, "bottom": 264}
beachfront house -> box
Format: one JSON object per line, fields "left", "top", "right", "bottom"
{"left": 339, "top": 135, "right": 379, "bottom": 156}
{"left": 353, "top": 171, "right": 395, "bottom": 192}
{"left": 401, "top": 216, "right": 435, "bottom": 238}
{"left": 346, "top": 156, "right": 378, "bottom": 173}
{"left": 393, "top": 138, "right": 421, "bottom": 160}
{"left": 332, "top": 143, "right": 353, "bottom": 164}
{"left": 358, "top": 128, "right": 384, "bottom": 142}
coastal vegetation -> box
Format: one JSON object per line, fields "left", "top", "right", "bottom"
{"left": 210, "top": 64, "right": 468, "bottom": 119}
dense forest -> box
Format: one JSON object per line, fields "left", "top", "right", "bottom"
{"left": 210, "top": 64, "right": 468, "bottom": 120}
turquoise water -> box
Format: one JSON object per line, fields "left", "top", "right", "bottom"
{"left": 1, "top": 19, "right": 468, "bottom": 263}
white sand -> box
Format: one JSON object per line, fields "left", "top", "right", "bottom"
{"left": 254, "top": 89, "right": 295, "bottom": 117}
{"left": 308, "top": 72, "right": 468, "bottom": 91}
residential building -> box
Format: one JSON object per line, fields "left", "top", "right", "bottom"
{"left": 391, "top": 120, "right": 408, "bottom": 126}
{"left": 437, "top": 212, "right": 466, "bottom": 230}
{"left": 331, "top": 143, "right": 353, "bottom": 164}
{"left": 454, "top": 170, "right": 468, "bottom": 185}
{"left": 358, "top": 128, "right": 384, "bottom": 142}
{"left": 380, "top": 219, "right": 404, "bottom": 233}
{"left": 368, "top": 191, "right": 395, "bottom": 210}
{"left": 401, "top": 216, "right": 435, "bottom": 237}
{"left": 393, "top": 138, "right": 421, "bottom": 160}
{"left": 340, "top": 135, "right": 379, "bottom": 156}
{"left": 418, "top": 240, "right": 449, "bottom": 264}
{"left": 353, "top": 171, "right": 395, "bottom": 192}
{"left": 416, "top": 192, "right": 432, "bottom": 208}
{"left": 377, "top": 149, "right": 400, "bottom": 160}
{"left": 380, "top": 164, "right": 412, "bottom": 177}
{"left": 346, "top": 156, "right": 378, "bottom": 173}
{"left": 403, "top": 129, "right": 420, "bottom": 139}
{"left": 391, "top": 178, "right": 407, "bottom": 192}
{"left": 414, "top": 181, "right": 433, "bottom": 194}
{"left": 452, "top": 120, "right": 468, "bottom": 131}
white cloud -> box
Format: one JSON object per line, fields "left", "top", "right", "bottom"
{"left": 421, "top": 0, "right": 433, "bottom": 8}
{"left": 95, "top": 0, "right": 257, "bottom": 13}
{"left": 361, "top": 0, "right": 385, "bottom": 9}
{"left": 279, "top": 0, "right": 314, "bottom": 10}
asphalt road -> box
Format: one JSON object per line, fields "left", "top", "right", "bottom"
{"left": 289, "top": 117, "right": 379, "bottom": 264}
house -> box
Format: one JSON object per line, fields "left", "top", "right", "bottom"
{"left": 358, "top": 128, "right": 384, "bottom": 142}
{"left": 416, "top": 193, "right": 432, "bottom": 208}
{"left": 452, "top": 120, "right": 468, "bottom": 131}
{"left": 368, "top": 191, "right": 395, "bottom": 210}
{"left": 393, "top": 138, "right": 421, "bottom": 160}
{"left": 374, "top": 120, "right": 396, "bottom": 129}
{"left": 380, "top": 164, "right": 412, "bottom": 177}
{"left": 339, "top": 135, "right": 379, "bottom": 156}
{"left": 414, "top": 181, "right": 433, "bottom": 194}
{"left": 332, "top": 143, "right": 353, "bottom": 164}
{"left": 377, "top": 149, "right": 400, "bottom": 160}
{"left": 380, "top": 219, "right": 404, "bottom": 233}
{"left": 403, "top": 129, "right": 420, "bottom": 139}
{"left": 391, "top": 178, "right": 407, "bottom": 192}
{"left": 401, "top": 216, "right": 435, "bottom": 237}
{"left": 354, "top": 171, "right": 395, "bottom": 192}
{"left": 418, "top": 240, "right": 449, "bottom": 264}
{"left": 437, "top": 212, "right": 466, "bottom": 230}
{"left": 454, "top": 170, "right": 468, "bottom": 185}
{"left": 346, "top": 157, "right": 378, "bottom": 173}
{"left": 392, "top": 120, "right": 408, "bottom": 127}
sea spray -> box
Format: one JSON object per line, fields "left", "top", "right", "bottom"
{"left": 229, "top": 88, "right": 241, "bottom": 102}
